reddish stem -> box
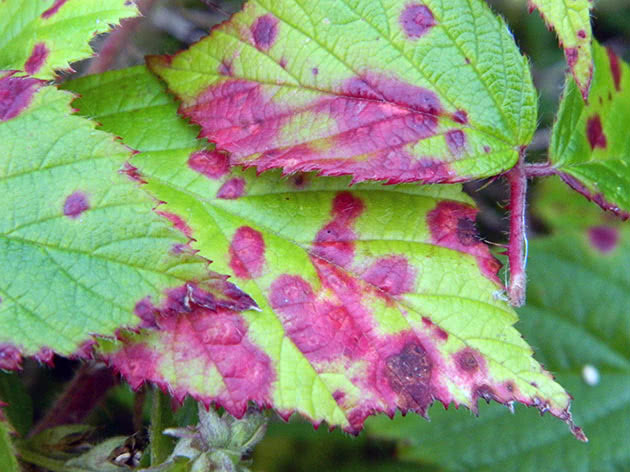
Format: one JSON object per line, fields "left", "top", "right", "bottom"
{"left": 506, "top": 152, "right": 528, "bottom": 307}
{"left": 523, "top": 162, "right": 557, "bottom": 178}
{"left": 29, "top": 362, "right": 117, "bottom": 437}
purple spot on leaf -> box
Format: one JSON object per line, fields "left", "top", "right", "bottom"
{"left": 252, "top": 14, "right": 279, "bottom": 51}
{"left": 399, "top": 4, "right": 436, "bottom": 39}
{"left": 586, "top": 115, "right": 607, "bottom": 150}
{"left": 63, "top": 192, "right": 90, "bottom": 218}
{"left": 588, "top": 226, "right": 619, "bottom": 253}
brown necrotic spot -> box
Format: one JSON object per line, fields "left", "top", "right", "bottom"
{"left": 586, "top": 115, "right": 607, "bottom": 150}
{"left": 456, "top": 216, "right": 479, "bottom": 246}
{"left": 24, "top": 42, "right": 49, "bottom": 75}
{"left": 252, "top": 14, "right": 279, "bottom": 51}
{"left": 588, "top": 226, "right": 619, "bottom": 253}
{"left": 399, "top": 4, "right": 436, "bottom": 39}
{"left": 385, "top": 342, "right": 432, "bottom": 410}
{"left": 63, "top": 192, "right": 89, "bottom": 218}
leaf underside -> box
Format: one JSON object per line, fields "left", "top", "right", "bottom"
{"left": 65, "top": 66, "right": 580, "bottom": 437}
{"left": 549, "top": 42, "right": 630, "bottom": 218}
{"left": 528, "top": 0, "right": 593, "bottom": 100}
{"left": 0, "top": 0, "right": 139, "bottom": 79}
{"left": 148, "top": 0, "right": 536, "bottom": 184}
{"left": 368, "top": 216, "right": 630, "bottom": 470}
{"left": 0, "top": 72, "right": 256, "bottom": 368}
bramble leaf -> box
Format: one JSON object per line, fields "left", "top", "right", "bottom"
{"left": 148, "top": 0, "right": 536, "bottom": 184}
{"left": 548, "top": 42, "right": 630, "bottom": 218}
{"left": 66, "top": 66, "right": 579, "bottom": 437}
{"left": 0, "top": 72, "right": 256, "bottom": 368}
{"left": 367, "top": 226, "right": 630, "bottom": 471}
{"left": 0, "top": 0, "right": 139, "bottom": 79}
{"left": 528, "top": 0, "right": 593, "bottom": 100}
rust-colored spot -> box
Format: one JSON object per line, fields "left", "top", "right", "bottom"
{"left": 229, "top": 226, "right": 265, "bottom": 279}
{"left": 216, "top": 177, "right": 246, "bottom": 199}
{"left": 607, "top": 47, "right": 622, "bottom": 91}
{"left": 24, "top": 42, "right": 49, "bottom": 75}
{"left": 252, "top": 14, "right": 278, "bottom": 51}
{"left": 385, "top": 342, "right": 432, "bottom": 410}
{"left": 586, "top": 115, "right": 607, "bottom": 150}
{"left": 399, "top": 4, "right": 436, "bottom": 39}
{"left": 63, "top": 192, "right": 89, "bottom": 218}
{"left": 588, "top": 226, "right": 619, "bottom": 253}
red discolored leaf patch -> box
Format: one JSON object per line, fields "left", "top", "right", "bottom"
{"left": 399, "top": 4, "right": 436, "bottom": 39}
{"left": 607, "top": 47, "right": 622, "bottom": 92}
{"left": 63, "top": 191, "right": 90, "bottom": 218}
{"left": 24, "top": 42, "right": 49, "bottom": 75}
{"left": 41, "top": 0, "right": 69, "bottom": 19}
{"left": 588, "top": 226, "right": 619, "bottom": 253}
{"left": 0, "top": 73, "right": 42, "bottom": 122}
{"left": 586, "top": 115, "right": 607, "bottom": 150}
{"left": 229, "top": 226, "right": 266, "bottom": 279}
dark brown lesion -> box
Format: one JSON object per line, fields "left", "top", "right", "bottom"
{"left": 385, "top": 342, "right": 432, "bottom": 411}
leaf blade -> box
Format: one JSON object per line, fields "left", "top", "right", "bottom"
{"left": 148, "top": 0, "right": 536, "bottom": 184}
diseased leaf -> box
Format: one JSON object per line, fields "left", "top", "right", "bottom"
{"left": 0, "top": 72, "right": 256, "bottom": 368}
{"left": 367, "top": 227, "right": 630, "bottom": 471}
{"left": 148, "top": 0, "right": 537, "bottom": 184}
{"left": 0, "top": 0, "right": 139, "bottom": 79}
{"left": 0, "top": 410, "right": 20, "bottom": 472}
{"left": 528, "top": 0, "right": 593, "bottom": 100}
{"left": 548, "top": 42, "right": 630, "bottom": 218}
{"left": 66, "top": 66, "right": 580, "bottom": 437}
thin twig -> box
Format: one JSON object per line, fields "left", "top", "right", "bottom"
{"left": 506, "top": 150, "right": 528, "bottom": 307}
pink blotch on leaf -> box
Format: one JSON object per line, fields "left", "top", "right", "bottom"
{"left": 445, "top": 129, "right": 466, "bottom": 155}
{"left": 63, "top": 192, "right": 90, "bottom": 218}
{"left": 453, "top": 110, "right": 468, "bottom": 124}
{"left": 586, "top": 115, "right": 607, "bottom": 150}
{"left": 156, "top": 211, "right": 193, "bottom": 238}
{"left": 362, "top": 256, "right": 415, "bottom": 296}
{"left": 566, "top": 48, "right": 579, "bottom": 68}
{"left": 216, "top": 177, "right": 246, "bottom": 199}
{"left": 41, "top": 0, "right": 69, "bottom": 18}
{"left": 427, "top": 201, "right": 502, "bottom": 283}
{"left": 229, "top": 226, "right": 266, "bottom": 279}
{"left": 588, "top": 226, "right": 619, "bottom": 253}
{"left": 0, "top": 344, "right": 22, "bottom": 370}
{"left": 0, "top": 73, "right": 41, "bottom": 122}
{"left": 607, "top": 48, "right": 622, "bottom": 91}
{"left": 454, "top": 347, "right": 486, "bottom": 377}
{"left": 24, "top": 42, "right": 49, "bottom": 75}
{"left": 577, "top": 29, "right": 587, "bottom": 39}
{"left": 188, "top": 150, "right": 230, "bottom": 179}
{"left": 399, "top": 4, "right": 436, "bottom": 39}
{"left": 251, "top": 14, "right": 279, "bottom": 51}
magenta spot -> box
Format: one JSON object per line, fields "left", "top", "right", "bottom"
{"left": 188, "top": 150, "right": 230, "bottom": 179}
{"left": 427, "top": 201, "right": 501, "bottom": 283}
{"left": 586, "top": 115, "right": 607, "bottom": 150}
{"left": 566, "top": 47, "right": 578, "bottom": 68}
{"left": 63, "top": 192, "right": 89, "bottom": 218}
{"left": 312, "top": 67, "right": 319, "bottom": 76}
{"left": 229, "top": 226, "right": 265, "bottom": 279}
{"left": 41, "top": 0, "right": 69, "bottom": 18}
{"left": 0, "top": 344, "right": 22, "bottom": 370}
{"left": 156, "top": 211, "right": 193, "bottom": 237}
{"left": 399, "top": 4, "right": 436, "bottom": 39}
{"left": 251, "top": 14, "right": 278, "bottom": 50}
{"left": 24, "top": 42, "right": 49, "bottom": 75}
{"left": 453, "top": 110, "right": 468, "bottom": 124}
{"left": 332, "top": 390, "right": 345, "bottom": 402}
{"left": 279, "top": 57, "right": 288, "bottom": 69}
{"left": 216, "top": 177, "right": 246, "bottom": 199}
{"left": 312, "top": 192, "right": 364, "bottom": 267}
{"left": 362, "top": 256, "right": 415, "bottom": 296}
{"left": 577, "top": 29, "right": 587, "bottom": 39}
{"left": 588, "top": 226, "right": 619, "bottom": 253}
{"left": 218, "top": 60, "right": 233, "bottom": 76}
{"left": 454, "top": 348, "right": 483, "bottom": 375}
{"left": 290, "top": 173, "right": 308, "bottom": 188}
{"left": 483, "top": 145, "right": 491, "bottom": 153}
{"left": 445, "top": 129, "right": 466, "bottom": 155}
{"left": 607, "top": 48, "right": 622, "bottom": 92}
{"left": 122, "top": 162, "right": 146, "bottom": 183}
{"left": 0, "top": 73, "right": 41, "bottom": 122}
{"left": 421, "top": 316, "right": 448, "bottom": 340}
{"left": 35, "top": 347, "right": 55, "bottom": 366}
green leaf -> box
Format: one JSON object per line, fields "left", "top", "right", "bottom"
{"left": 0, "top": 0, "right": 139, "bottom": 79}
{"left": 148, "top": 0, "right": 536, "bottom": 184}
{"left": 548, "top": 42, "right": 630, "bottom": 218}
{"left": 367, "top": 228, "right": 630, "bottom": 471}
{"left": 0, "top": 413, "right": 20, "bottom": 472}
{"left": 66, "top": 66, "right": 578, "bottom": 437}
{"left": 0, "top": 71, "right": 256, "bottom": 367}
{"left": 528, "top": 0, "right": 593, "bottom": 100}
{"left": 0, "top": 373, "right": 33, "bottom": 437}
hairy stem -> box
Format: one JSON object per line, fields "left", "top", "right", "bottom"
{"left": 506, "top": 153, "right": 528, "bottom": 307}
{"left": 523, "top": 162, "right": 557, "bottom": 178}
{"left": 29, "top": 363, "right": 117, "bottom": 437}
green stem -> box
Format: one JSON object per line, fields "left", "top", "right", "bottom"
{"left": 150, "top": 387, "right": 175, "bottom": 465}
